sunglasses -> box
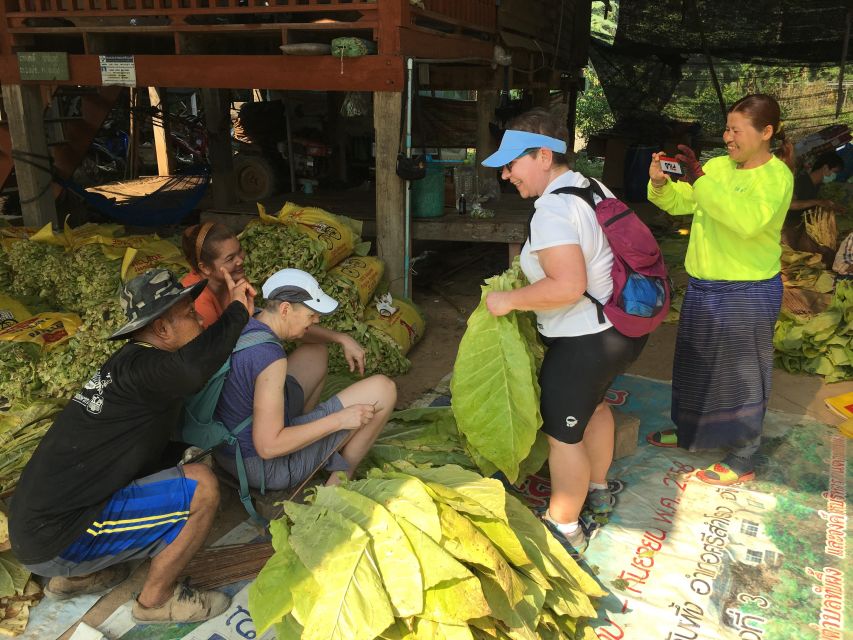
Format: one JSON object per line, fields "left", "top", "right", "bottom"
{"left": 504, "top": 147, "right": 540, "bottom": 172}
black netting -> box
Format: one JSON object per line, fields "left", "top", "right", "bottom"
{"left": 616, "top": 1, "right": 850, "bottom": 64}
{"left": 588, "top": 2, "right": 853, "bottom": 142}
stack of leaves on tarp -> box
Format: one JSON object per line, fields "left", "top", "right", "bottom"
{"left": 781, "top": 247, "right": 836, "bottom": 293}
{"left": 248, "top": 464, "right": 604, "bottom": 639}
{"left": 0, "top": 510, "right": 44, "bottom": 636}
{"left": 365, "top": 406, "right": 549, "bottom": 488}
{"left": 450, "top": 260, "right": 548, "bottom": 485}
{"left": 0, "top": 399, "right": 63, "bottom": 495}
{"left": 774, "top": 279, "right": 853, "bottom": 382}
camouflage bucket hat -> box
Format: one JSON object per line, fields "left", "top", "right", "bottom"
{"left": 108, "top": 268, "right": 207, "bottom": 340}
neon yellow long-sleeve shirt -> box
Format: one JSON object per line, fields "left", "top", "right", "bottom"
{"left": 648, "top": 155, "right": 793, "bottom": 281}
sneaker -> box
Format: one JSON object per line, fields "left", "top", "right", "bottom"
{"left": 587, "top": 487, "right": 615, "bottom": 515}
{"left": 540, "top": 511, "right": 590, "bottom": 558}
{"left": 131, "top": 580, "right": 230, "bottom": 625}
{"left": 45, "top": 563, "right": 130, "bottom": 600}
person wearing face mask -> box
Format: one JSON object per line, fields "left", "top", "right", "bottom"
{"left": 211, "top": 268, "right": 397, "bottom": 493}
{"left": 784, "top": 151, "right": 846, "bottom": 263}
{"left": 645, "top": 94, "right": 794, "bottom": 486}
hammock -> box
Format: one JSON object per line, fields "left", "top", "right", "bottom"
{"left": 58, "top": 165, "right": 210, "bottom": 227}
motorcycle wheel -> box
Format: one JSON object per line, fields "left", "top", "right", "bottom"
{"left": 234, "top": 154, "right": 278, "bottom": 201}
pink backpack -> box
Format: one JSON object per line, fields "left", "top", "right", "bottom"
{"left": 538, "top": 180, "right": 671, "bottom": 338}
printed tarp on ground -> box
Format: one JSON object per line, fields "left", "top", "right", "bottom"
{"left": 28, "top": 375, "right": 851, "bottom": 640}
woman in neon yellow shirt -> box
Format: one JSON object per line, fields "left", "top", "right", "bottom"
{"left": 646, "top": 94, "right": 794, "bottom": 486}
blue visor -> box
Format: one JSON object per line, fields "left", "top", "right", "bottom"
{"left": 481, "top": 130, "right": 568, "bottom": 167}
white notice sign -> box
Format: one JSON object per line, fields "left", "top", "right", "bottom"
{"left": 99, "top": 55, "right": 136, "bottom": 86}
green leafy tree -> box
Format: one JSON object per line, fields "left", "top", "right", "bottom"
{"left": 576, "top": 68, "right": 615, "bottom": 143}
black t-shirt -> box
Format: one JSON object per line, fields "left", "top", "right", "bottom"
{"left": 794, "top": 171, "right": 818, "bottom": 201}
{"left": 786, "top": 171, "right": 819, "bottom": 227}
{"left": 9, "top": 302, "right": 249, "bottom": 565}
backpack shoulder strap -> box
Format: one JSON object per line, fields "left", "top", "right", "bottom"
{"left": 550, "top": 185, "right": 596, "bottom": 210}
{"left": 234, "top": 329, "right": 281, "bottom": 353}
{"left": 526, "top": 183, "right": 597, "bottom": 242}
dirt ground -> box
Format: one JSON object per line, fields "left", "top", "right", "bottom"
{"left": 60, "top": 239, "right": 853, "bottom": 639}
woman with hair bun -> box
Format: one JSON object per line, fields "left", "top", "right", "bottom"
{"left": 646, "top": 93, "right": 794, "bottom": 486}
{"left": 181, "top": 222, "right": 247, "bottom": 328}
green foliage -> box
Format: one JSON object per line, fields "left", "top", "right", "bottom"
{"left": 590, "top": 1, "right": 617, "bottom": 44}
{"left": 575, "top": 67, "right": 615, "bottom": 143}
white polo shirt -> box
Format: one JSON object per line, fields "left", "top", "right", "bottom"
{"left": 519, "top": 170, "right": 615, "bottom": 337}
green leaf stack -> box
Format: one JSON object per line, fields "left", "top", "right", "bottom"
{"left": 450, "top": 261, "right": 544, "bottom": 483}
{"left": 248, "top": 464, "right": 603, "bottom": 640}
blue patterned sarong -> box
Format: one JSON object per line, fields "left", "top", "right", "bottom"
{"left": 672, "top": 275, "right": 782, "bottom": 451}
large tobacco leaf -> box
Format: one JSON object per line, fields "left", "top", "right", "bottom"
{"left": 285, "top": 504, "right": 395, "bottom": 640}
{"left": 311, "top": 486, "right": 423, "bottom": 617}
{"left": 450, "top": 264, "right": 543, "bottom": 483}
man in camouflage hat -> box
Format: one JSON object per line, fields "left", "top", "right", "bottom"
{"left": 10, "top": 267, "right": 254, "bottom": 625}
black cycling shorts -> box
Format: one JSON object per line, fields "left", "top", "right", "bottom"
{"left": 539, "top": 327, "right": 647, "bottom": 444}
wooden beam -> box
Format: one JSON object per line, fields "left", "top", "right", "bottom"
{"left": 1, "top": 83, "right": 56, "bottom": 227}
{"left": 0, "top": 54, "right": 404, "bottom": 91}
{"left": 373, "top": 91, "right": 407, "bottom": 297}
{"left": 148, "top": 86, "right": 175, "bottom": 176}
{"left": 202, "top": 88, "right": 237, "bottom": 208}
{"left": 476, "top": 89, "right": 497, "bottom": 199}
{"left": 128, "top": 87, "right": 141, "bottom": 178}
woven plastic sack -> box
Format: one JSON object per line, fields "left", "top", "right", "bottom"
{"left": 0, "top": 312, "right": 81, "bottom": 351}
{"left": 364, "top": 294, "right": 425, "bottom": 355}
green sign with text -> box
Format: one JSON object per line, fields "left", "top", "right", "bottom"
{"left": 17, "top": 52, "right": 69, "bottom": 81}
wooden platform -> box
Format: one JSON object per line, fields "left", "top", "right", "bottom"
{"left": 200, "top": 189, "right": 534, "bottom": 245}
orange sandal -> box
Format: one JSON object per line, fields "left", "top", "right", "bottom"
{"left": 696, "top": 462, "right": 755, "bottom": 486}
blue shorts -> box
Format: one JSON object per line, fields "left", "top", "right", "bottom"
{"left": 25, "top": 467, "right": 196, "bottom": 578}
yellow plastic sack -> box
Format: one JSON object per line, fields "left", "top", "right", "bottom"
{"left": 29, "top": 220, "right": 123, "bottom": 249}
{"left": 278, "top": 202, "right": 360, "bottom": 269}
{"left": 327, "top": 256, "right": 385, "bottom": 308}
{"left": 120, "top": 247, "right": 189, "bottom": 282}
{"left": 364, "top": 294, "right": 425, "bottom": 355}
{"left": 0, "top": 312, "right": 81, "bottom": 351}
{"left": 0, "top": 295, "right": 31, "bottom": 331}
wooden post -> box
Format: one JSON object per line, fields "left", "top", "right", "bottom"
{"left": 201, "top": 88, "right": 237, "bottom": 208}
{"left": 1, "top": 84, "right": 56, "bottom": 227}
{"left": 566, "top": 84, "right": 579, "bottom": 151}
{"left": 475, "top": 89, "right": 498, "bottom": 199}
{"left": 128, "top": 87, "right": 140, "bottom": 178}
{"left": 148, "top": 86, "right": 175, "bottom": 176}
{"left": 374, "top": 91, "right": 407, "bottom": 296}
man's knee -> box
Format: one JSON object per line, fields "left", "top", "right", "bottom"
{"left": 181, "top": 463, "right": 219, "bottom": 510}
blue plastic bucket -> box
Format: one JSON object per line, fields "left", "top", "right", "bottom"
{"left": 412, "top": 163, "right": 446, "bottom": 218}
